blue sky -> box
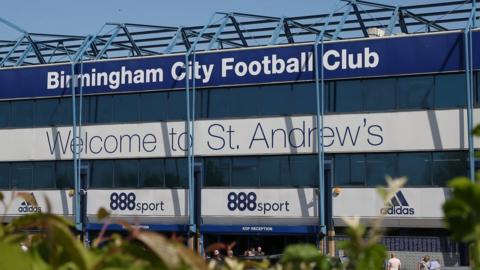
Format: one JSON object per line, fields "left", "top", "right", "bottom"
{"left": 0, "top": 0, "right": 426, "bottom": 38}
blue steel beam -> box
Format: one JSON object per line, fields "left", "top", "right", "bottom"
{"left": 163, "top": 27, "right": 183, "bottom": 54}
{"left": 315, "top": 0, "right": 343, "bottom": 250}
{"left": 465, "top": 7, "right": 476, "bottom": 183}
{"left": 269, "top": 16, "right": 286, "bottom": 45}
{"left": 333, "top": 4, "right": 352, "bottom": 40}
{"left": 208, "top": 15, "right": 230, "bottom": 50}
{"left": 386, "top": 6, "right": 400, "bottom": 35}
{"left": 0, "top": 34, "right": 25, "bottom": 67}
{"left": 95, "top": 26, "right": 122, "bottom": 60}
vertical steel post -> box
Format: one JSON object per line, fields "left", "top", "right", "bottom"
{"left": 465, "top": 9, "right": 475, "bottom": 183}
{"left": 185, "top": 12, "right": 217, "bottom": 251}
{"left": 315, "top": 0, "right": 342, "bottom": 253}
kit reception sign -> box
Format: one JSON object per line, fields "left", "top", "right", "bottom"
{"left": 0, "top": 109, "right": 476, "bottom": 161}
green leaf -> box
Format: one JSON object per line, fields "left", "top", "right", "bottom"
{"left": 96, "top": 207, "right": 110, "bottom": 220}
{"left": 0, "top": 242, "right": 34, "bottom": 269}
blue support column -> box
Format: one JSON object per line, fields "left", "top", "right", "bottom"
{"left": 269, "top": 16, "right": 286, "bottom": 45}
{"left": 465, "top": 8, "right": 476, "bottom": 183}
{"left": 386, "top": 6, "right": 400, "bottom": 36}
{"left": 185, "top": 12, "right": 218, "bottom": 251}
{"left": 315, "top": 0, "right": 342, "bottom": 253}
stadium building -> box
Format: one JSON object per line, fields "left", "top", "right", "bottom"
{"left": 0, "top": 0, "right": 478, "bottom": 268}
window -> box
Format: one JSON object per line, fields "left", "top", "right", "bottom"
{"left": 230, "top": 87, "right": 261, "bottom": 117}
{"left": 205, "top": 158, "right": 231, "bottom": 187}
{"left": 56, "top": 161, "right": 74, "bottom": 189}
{"left": 0, "top": 101, "right": 10, "bottom": 127}
{"left": 11, "top": 163, "right": 33, "bottom": 189}
{"left": 165, "top": 91, "right": 186, "bottom": 120}
{"left": 139, "top": 159, "right": 165, "bottom": 188}
{"left": 260, "top": 84, "right": 291, "bottom": 116}
{"left": 397, "top": 76, "right": 434, "bottom": 110}
{"left": 165, "top": 158, "right": 187, "bottom": 187}
{"left": 34, "top": 162, "right": 56, "bottom": 189}
{"left": 139, "top": 92, "right": 167, "bottom": 122}
{"left": 289, "top": 155, "right": 317, "bottom": 187}
{"left": 366, "top": 153, "right": 396, "bottom": 186}
{"left": 231, "top": 157, "right": 259, "bottom": 187}
{"left": 11, "top": 100, "right": 33, "bottom": 127}
{"left": 292, "top": 83, "right": 316, "bottom": 115}
{"left": 432, "top": 152, "right": 467, "bottom": 186}
{"left": 259, "top": 156, "right": 289, "bottom": 186}
{"left": 113, "top": 94, "right": 139, "bottom": 122}
{"left": 114, "top": 160, "right": 138, "bottom": 187}
{"left": 332, "top": 80, "right": 363, "bottom": 113}
{"left": 350, "top": 155, "right": 366, "bottom": 185}
{"left": 90, "top": 160, "right": 114, "bottom": 188}
{"left": 435, "top": 74, "right": 467, "bottom": 108}
{"left": 398, "top": 153, "right": 432, "bottom": 186}
{"left": 0, "top": 163, "right": 10, "bottom": 189}
{"left": 363, "top": 78, "right": 396, "bottom": 111}
{"left": 90, "top": 95, "right": 113, "bottom": 123}
{"left": 334, "top": 154, "right": 350, "bottom": 186}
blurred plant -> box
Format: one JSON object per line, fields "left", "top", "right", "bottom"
{"left": 443, "top": 175, "right": 480, "bottom": 269}
{"left": 0, "top": 178, "right": 408, "bottom": 270}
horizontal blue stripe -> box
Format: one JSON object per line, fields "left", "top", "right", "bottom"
{"left": 200, "top": 224, "right": 318, "bottom": 234}
{"left": 86, "top": 223, "right": 188, "bottom": 232}
{"left": 0, "top": 31, "right": 477, "bottom": 100}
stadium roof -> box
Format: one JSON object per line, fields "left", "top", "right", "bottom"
{"left": 0, "top": 0, "right": 478, "bottom": 67}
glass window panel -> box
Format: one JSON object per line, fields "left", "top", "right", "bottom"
{"left": 260, "top": 84, "right": 291, "bottom": 116}
{"left": 139, "top": 159, "right": 165, "bottom": 188}
{"left": 34, "top": 162, "right": 56, "bottom": 189}
{"left": 113, "top": 94, "right": 139, "bottom": 122}
{"left": 334, "top": 155, "right": 350, "bottom": 186}
{"left": 92, "top": 95, "right": 113, "bottom": 123}
{"left": 165, "top": 158, "right": 188, "bottom": 188}
{"left": 350, "top": 155, "right": 366, "bottom": 185}
{"left": 259, "top": 156, "right": 289, "bottom": 187}
{"left": 0, "top": 102, "right": 10, "bottom": 127}
{"left": 114, "top": 160, "right": 138, "bottom": 188}
{"left": 363, "top": 78, "right": 396, "bottom": 111}
{"left": 292, "top": 83, "right": 316, "bottom": 115}
{"left": 11, "top": 100, "right": 33, "bottom": 127}
{"left": 0, "top": 163, "right": 10, "bottom": 189}
{"left": 11, "top": 163, "right": 33, "bottom": 189}
{"left": 290, "top": 155, "right": 317, "bottom": 187}
{"left": 166, "top": 91, "right": 186, "bottom": 120}
{"left": 333, "top": 80, "right": 363, "bottom": 113}
{"left": 206, "top": 88, "right": 231, "bottom": 118}
{"left": 90, "top": 160, "right": 114, "bottom": 188}
{"left": 231, "top": 157, "right": 259, "bottom": 187}
{"left": 56, "top": 161, "right": 74, "bottom": 189}
{"left": 35, "top": 99, "right": 60, "bottom": 126}
{"left": 204, "top": 158, "right": 231, "bottom": 187}
{"left": 398, "top": 153, "right": 432, "bottom": 186}
{"left": 229, "top": 87, "right": 261, "bottom": 117}
{"left": 433, "top": 152, "right": 467, "bottom": 186}
{"left": 366, "top": 154, "right": 397, "bottom": 186}
{"left": 139, "top": 92, "right": 167, "bottom": 122}
{"left": 435, "top": 74, "right": 467, "bottom": 108}
{"left": 397, "top": 76, "right": 434, "bottom": 110}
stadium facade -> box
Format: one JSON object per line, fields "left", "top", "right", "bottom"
{"left": 0, "top": 0, "right": 478, "bottom": 267}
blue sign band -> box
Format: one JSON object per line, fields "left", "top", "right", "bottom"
{"left": 86, "top": 223, "right": 188, "bottom": 232}
{"left": 0, "top": 31, "right": 476, "bottom": 100}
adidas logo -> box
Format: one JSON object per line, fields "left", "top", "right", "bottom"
{"left": 17, "top": 193, "right": 42, "bottom": 213}
{"left": 380, "top": 190, "right": 415, "bottom": 216}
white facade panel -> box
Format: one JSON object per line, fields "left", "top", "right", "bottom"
{"left": 0, "top": 109, "right": 475, "bottom": 161}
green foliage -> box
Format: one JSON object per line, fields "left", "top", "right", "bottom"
{"left": 443, "top": 176, "right": 480, "bottom": 269}
{"left": 280, "top": 244, "right": 335, "bottom": 270}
